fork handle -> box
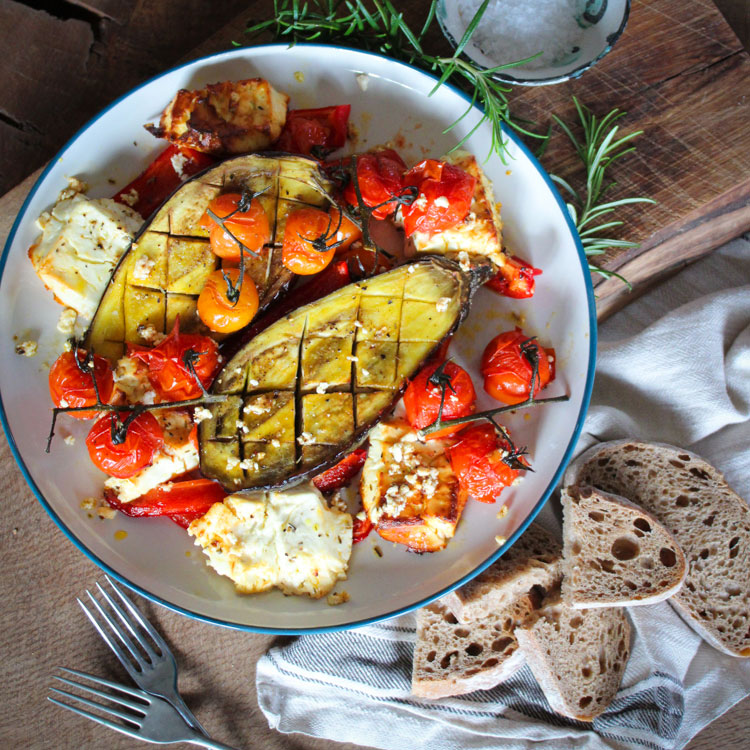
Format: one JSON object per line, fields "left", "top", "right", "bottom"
{"left": 169, "top": 691, "right": 209, "bottom": 736}
{"left": 186, "top": 734, "right": 242, "bottom": 750}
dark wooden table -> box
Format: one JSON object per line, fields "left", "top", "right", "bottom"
{"left": 1, "top": 2, "right": 749, "bottom": 749}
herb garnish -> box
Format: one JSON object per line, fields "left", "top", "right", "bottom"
{"left": 246, "top": 0, "right": 545, "bottom": 162}
{"left": 550, "top": 98, "right": 656, "bottom": 285}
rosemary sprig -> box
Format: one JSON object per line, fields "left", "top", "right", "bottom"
{"left": 246, "top": 0, "right": 546, "bottom": 161}
{"left": 550, "top": 98, "right": 656, "bottom": 286}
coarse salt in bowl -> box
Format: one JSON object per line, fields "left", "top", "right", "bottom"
{"left": 438, "top": 0, "right": 630, "bottom": 85}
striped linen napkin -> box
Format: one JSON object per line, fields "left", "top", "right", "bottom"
{"left": 256, "top": 235, "right": 750, "bottom": 750}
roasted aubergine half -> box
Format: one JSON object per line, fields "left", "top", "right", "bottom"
{"left": 199, "top": 256, "right": 472, "bottom": 491}
{"left": 84, "top": 153, "right": 334, "bottom": 361}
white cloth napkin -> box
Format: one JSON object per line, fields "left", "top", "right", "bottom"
{"left": 256, "top": 234, "right": 750, "bottom": 750}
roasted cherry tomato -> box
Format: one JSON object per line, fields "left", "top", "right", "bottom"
{"left": 199, "top": 193, "right": 271, "bottom": 260}
{"left": 113, "top": 144, "right": 215, "bottom": 218}
{"left": 403, "top": 361, "right": 476, "bottom": 440}
{"left": 128, "top": 319, "right": 221, "bottom": 402}
{"left": 197, "top": 268, "right": 259, "bottom": 333}
{"left": 329, "top": 206, "right": 362, "bottom": 253}
{"left": 486, "top": 255, "right": 542, "bottom": 299}
{"left": 343, "top": 149, "right": 406, "bottom": 220}
{"left": 313, "top": 447, "right": 368, "bottom": 493}
{"left": 480, "top": 328, "right": 555, "bottom": 406}
{"left": 86, "top": 411, "right": 163, "bottom": 479}
{"left": 104, "top": 478, "right": 226, "bottom": 519}
{"left": 275, "top": 105, "right": 351, "bottom": 158}
{"left": 400, "top": 159, "right": 475, "bottom": 237}
{"left": 49, "top": 349, "right": 114, "bottom": 419}
{"left": 281, "top": 206, "right": 339, "bottom": 275}
{"left": 448, "top": 424, "right": 523, "bottom": 503}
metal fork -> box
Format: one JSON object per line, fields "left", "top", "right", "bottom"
{"left": 49, "top": 667, "right": 238, "bottom": 748}
{"left": 78, "top": 575, "right": 206, "bottom": 735}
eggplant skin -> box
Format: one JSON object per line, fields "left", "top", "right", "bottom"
{"left": 199, "top": 256, "right": 474, "bottom": 492}
{"left": 84, "top": 154, "right": 332, "bottom": 361}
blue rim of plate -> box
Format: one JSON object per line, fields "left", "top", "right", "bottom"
{"left": 436, "top": 0, "right": 631, "bottom": 86}
{"left": 0, "top": 43, "right": 597, "bottom": 635}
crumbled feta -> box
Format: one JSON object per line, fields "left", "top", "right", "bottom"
{"left": 239, "top": 458, "right": 259, "bottom": 471}
{"left": 97, "top": 506, "right": 117, "bottom": 520}
{"left": 433, "top": 195, "right": 450, "bottom": 209}
{"left": 63, "top": 435, "right": 76, "bottom": 446}
{"left": 119, "top": 188, "right": 139, "bottom": 207}
{"left": 80, "top": 497, "right": 98, "bottom": 511}
{"left": 249, "top": 378, "right": 259, "bottom": 387}
{"left": 243, "top": 402, "right": 267, "bottom": 415}
{"left": 170, "top": 152, "right": 189, "bottom": 179}
{"left": 355, "top": 72, "right": 369, "bottom": 91}
{"left": 226, "top": 456, "right": 240, "bottom": 471}
{"left": 315, "top": 382, "right": 329, "bottom": 394}
{"left": 271, "top": 439, "right": 281, "bottom": 448}
{"left": 132, "top": 255, "right": 155, "bottom": 280}
{"left": 57, "top": 307, "right": 77, "bottom": 334}
{"left": 435, "top": 296, "right": 451, "bottom": 312}
{"left": 15, "top": 340, "right": 37, "bottom": 357}
{"left": 327, "top": 590, "right": 350, "bottom": 606}
{"left": 361, "top": 369, "right": 370, "bottom": 378}
{"left": 235, "top": 419, "right": 250, "bottom": 434}
{"left": 496, "top": 505, "right": 508, "bottom": 519}
{"left": 458, "top": 251, "right": 471, "bottom": 271}
{"left": 297, "top": 432, "right": 315, "bottom": 446}
{"left": 193, "top": 406, "right": 213, "bottom": 423}
{"left": 407, "top": 264, "right": 416, "bottom": 274}
{"left": 114, "top": 356, "right": 152, "bottom": 404}
{"left": 137, "top": 324, "right": 164, "bottom": 345}
{"left": 345, "top": 355, "right": 358, "bottom": 362}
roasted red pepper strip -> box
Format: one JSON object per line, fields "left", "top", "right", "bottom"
{"left": 113, "top": 144, "right": 216, "bottom": 218}
{"left": 104, "top": 478, "right": 227, "bottom": 520}
{"left": 352, "top": 514, "right": 373, "bottom": 544}
{"left": 313, "top": 447, "right": 368, "bottom": 493}
{"left": 486, "top": 255, "right": 542, "bottom": 299}
{"left": 275, "top": 105, "right": 351, "bottom": 158}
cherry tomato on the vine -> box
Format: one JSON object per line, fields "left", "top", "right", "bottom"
{"left": 400, "top": 159, "right": 476, "bottom": 237}
{"left": 448, "top": 424, "right": 523, "bottom": 503}
{"left": 197, "top": 268, "right": 259, "bottom": 333}
{"left": 486, "top": 255, "right": 542, "bottom": 299}
{"left": 49, "top": 349, "right": 114, "bottom": 419}
{"left": 199, "top": 193, "right": 271, "bottom": 261}
{"left": 343, "top": 149, "right": 406, "bottom": 220}
{"left": 128, "top": 319, "right": 221, "bottom": 402}
{"left": 403, "top": 361, "right": 476, "bottom": 440}
{"left": 281, "top": 206, "right": 339, "bottom": 275}
{"left": 480, "top": 328, "right": 555, "bottom": 406}
{"left": 86, "top": 411, "right": 163, "bottom": 479}
{"left": 275, "top": 105, "right": 351, "bottom": 158}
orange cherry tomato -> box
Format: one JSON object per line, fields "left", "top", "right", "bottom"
{"left": 401, "top": 158, "right": 476, "bottom": 237}
{"left": 86, "top": 411, "right": 164, "bottom": 479}
{"left": 199, "top": 193, "right": 270, "bottom": 260}
{"left": 403, "top": 361, "right": 476, "bottom": 440}
{"left": 329, "top": 206, "right": 361, "bottom": 253}
{"left": 197, "top": 268, "right": 259, "bottom": 333}
{"left": 49, "top": 349, "right": 114, "bottom": 419}
{"left": 448, "top": 424, "right": 523, "bottom": 503}
{"left": 480, "top": 328, "right": 555, "bottom": 406}
{"left": 128, "top": 319, "right": 221, "bottom": 402}
{"left": 281, "top": 206, "right": 339, "bottom": 275}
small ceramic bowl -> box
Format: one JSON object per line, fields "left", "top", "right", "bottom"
{"left": 437, "top": 0, "right": 630, "bottom": 86}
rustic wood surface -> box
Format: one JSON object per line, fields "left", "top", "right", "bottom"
{"left": 1, "top": 1, "right": 749, "bottom": 749}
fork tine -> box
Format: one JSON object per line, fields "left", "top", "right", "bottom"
{"left": 52, "top": 676, "right": 148, "bottom": 714}
{"left": 77, "top": 596, "right": 142, "bottom": 675}
{"left": 57, "top": 666, "right": 146, "bottom": 697}
{"left": 47, "top": 696, "right": 141, "bottom": 741}
{"left": 104, "top": 575, "right": 165, "bottom": 653}
{"left": 96, "top": 579, "right": 159, "bottom": 661}
{"left": 49, "top": 686, "right": 142, "bottom": 725}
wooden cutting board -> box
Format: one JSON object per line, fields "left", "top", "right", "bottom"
{"left": 1, "top": 0, "right": 748, "bottom": 320}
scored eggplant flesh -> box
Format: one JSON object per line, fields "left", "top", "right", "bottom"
{"left": 84, "top": 153, "right": 334, "bottom": 361}
{"left": 199, "top": 256, "right": 472, "bottom": 492}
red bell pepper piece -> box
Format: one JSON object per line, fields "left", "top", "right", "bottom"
{"left": 104, "top": 478, "right": 227, "bottom": 521}
{"left": 313, "top": 447, "right": 367, "bottom": 494}
{"left": 486, "top": 255, "right": 542, "bottom": 299}
{"left": 352, "top": 514, "right": 373, "bottom": 544}
{"left": 275, "top": 105, "right": 351, "bottom": 158}
{"left": 113, "top": 144, "right": 216, "bottom": 219}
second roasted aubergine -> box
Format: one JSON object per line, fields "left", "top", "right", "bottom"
{"left": 199, "top": 256, "right": 472, "bottom": 491}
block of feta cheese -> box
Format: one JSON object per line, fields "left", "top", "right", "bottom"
{"left": 29, "top": 178, "right": 142, "bottom": 319}
{"left": 188, "top": 484, "right": 352, "bottom": 598}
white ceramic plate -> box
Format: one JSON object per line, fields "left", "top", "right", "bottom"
{"left": 0, "top": 44, "right": 595, "bottom": 633}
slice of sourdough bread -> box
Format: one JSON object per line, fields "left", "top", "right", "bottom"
{"left": 411, "top": 593, "right": 540, "bottom": 699}
{"left": 564, "top": 440, "right": 750, "bottom": 657}
{"left": 516, "top": 602, "right": 631, "bottom": 721}
{"left": 441, "top": 523, "right": 562, "bottom": 622}
{"left": 561, "top": 485, "right": 687, "bottom": 608}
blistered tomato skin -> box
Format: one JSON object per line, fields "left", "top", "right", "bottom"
{"left": 343, "top": 149, "right": 407, "bottom": 220}
{"left": 197, "top": 268, "right": 259, "bottom": 334}
{"left": 86, "top": 411, "right": 164, "bottom": 479}
{"left": 49, "top": 350, "right": 114, "bottom": 419}
{"left": 199, "top": 193, "right": 271, "bottom": 261}
{"left": 281, "top": 206, "right": 337, "bottom": 275}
